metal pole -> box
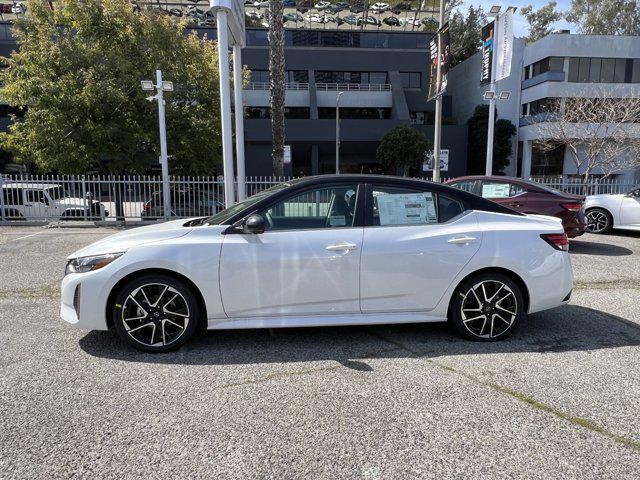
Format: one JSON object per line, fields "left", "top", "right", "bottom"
{"left": 156, "top": 69, "right": 171, "bottom": 220}
{"left": 232, "top": 45, "right": 246, "bottom": 202}
{"left": 216, "top": 11, "right": 235, "bottom": 208}
{"left": 432, "top": 0, "right": 446, "bottom": 182}
{"left": 485, "top": 14, "right": 499, "bottom": 176}
{"left": 335, "top": 92, "right": 343, "bottom": 174}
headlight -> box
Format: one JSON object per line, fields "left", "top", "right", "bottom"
{"left": 65, "top": 253, "right": 123, "bottom": 275}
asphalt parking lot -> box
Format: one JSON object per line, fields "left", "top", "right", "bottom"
{"left": 1, "top": 226, "right": 639, "bottom": 479}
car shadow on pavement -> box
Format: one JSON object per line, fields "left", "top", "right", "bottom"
{"left": 79, "top": 304, "right": 640, "bottom": 367}
{"left": 570, "top": 240, "right": 633, "bottom": 256}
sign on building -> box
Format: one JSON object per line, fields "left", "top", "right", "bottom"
{"left": 480, "top": 21, "right": 495, "bottom": 85}
{"left": 423, "top": 149, "right": 449, "bottom": 171}
{"left": 284, "top": 145, "right": 292, "bottom": 164}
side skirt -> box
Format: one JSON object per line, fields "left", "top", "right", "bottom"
{"left": 207, "top": 312, "right": 447, "bottom": 330}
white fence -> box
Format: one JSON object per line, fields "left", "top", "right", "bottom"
{"left": 0, "top": 174, "right": 636, "bottom": 223}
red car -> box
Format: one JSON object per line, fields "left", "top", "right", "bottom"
{"left": 445, "top": 176, "right": 587, "bottom": 238}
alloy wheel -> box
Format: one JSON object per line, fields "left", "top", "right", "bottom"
{"left": 460, "top": 280, "right": 517, "bottom": 339}
{"left": 586, "top": 209, "right": 609, "bottom": 233}
{"left": 121, "top": 283, "right": 190, "bottom": 348}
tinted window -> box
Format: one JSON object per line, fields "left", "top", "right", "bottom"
{"left": 449, "top": 180, "right": 477, "bottom": 194}
{"left": 2, "top": 188, "right": 24, "bottom": 205}
{"left": 600, "top": 58, "right": 615, "bottom": 82}
{"left": 26, "top": 190, "right": 46, "bottom": 204}
{"left": 438, "top": 195, "right": 464, "bottom": 222}
{"left": 262, "top": 184, "right": 359, "bottom": 231}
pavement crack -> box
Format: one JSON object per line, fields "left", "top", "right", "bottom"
{"left": 210, "top": 346, "right": 400, "bottom": 391}
{"left": 368, "top": 330, "right": 640, "bottom": 454}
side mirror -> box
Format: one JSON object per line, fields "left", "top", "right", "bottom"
{"left": 242, "top": 214, "right": 265, "bottom": 234}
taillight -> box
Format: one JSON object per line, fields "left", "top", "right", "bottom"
{"left": 540, "top": 233, "right": 569, "bottom": 252}
{"left": 561, "top": 202, "right": 583, "bottom": 212}
{"left": 143, "top": 203, "right": 151, "bottom": 210}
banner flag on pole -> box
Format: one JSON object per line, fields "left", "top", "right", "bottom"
{"left": 480, "top": 20, "right": 495, "bottom": 85}
{"left": 495, "top": 8, "right": 514, "bottom": 82}
{"left": 427, "top": 22, "right": 450, "bottom": 101}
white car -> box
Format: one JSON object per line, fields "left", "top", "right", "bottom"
{"left": 314, "top": 1, "right": 331, "bottom": 10}
{"left": 1, "top": 182, "right": 107, "bottom": 221}
{"left": 370, "top": 2, "right": 390, "bottom": 12}
{"left": 11, "top": 2, "right": 26, "bottom": 14}
{"left": 584, "top": 186, "right": 640, "bottom": 233}
{"left": 401, "top": 17, "right": 422, "bottom": 27}
{"left": 60, "top": 175, "right": 573, "bottom": 352}
{"left": 305, "top": 13, "right": 328, "bottom": 23}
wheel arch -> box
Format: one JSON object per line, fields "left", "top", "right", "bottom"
{"left": 447, "top": 267, "right": 530, "bottom": 317}
{"left": 585, "top": 205, "right": 614, "bottom": 226}
{"left": 105, "top": 268, "right": 208, "bottom": 330}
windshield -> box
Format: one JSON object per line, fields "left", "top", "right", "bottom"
{"left": 47, "top": 186, "right": 67, "bottom": 200}
{"left": 204, "top": 182, "right": 291, "bottom": 225}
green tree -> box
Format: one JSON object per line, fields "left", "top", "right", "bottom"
{"left": 466, "top": 105, "right": 517, "bottom": 175}
{"left": 376, "top": 125, "right": 431, "bottom": 176}
{"left": 521, "top": 1, "right": 563, "bottom": 42}
{"left": 448, "top": 4, "right": 486, "bottom": 68}
{"left": 0, "top": 0, "right": 228, "bottom": 174}
{"left": 565, "top": 0, "right": 640, "bottom": 35}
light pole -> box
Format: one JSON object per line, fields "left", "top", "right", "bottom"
{"left": 485, "top": 5, "right": 502, "bottom": 176}
{"left": 335, "top": 91, "right": 344, "bottom": 174}
{"left": 141, "top": 70, "right": 173, "bottom": 221}
{"left": 432, "top": 0, "right": 446, "bottom": 183}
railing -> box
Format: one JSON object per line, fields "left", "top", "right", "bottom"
{"left": 529, "top": 176, "right": 637, "bottom": 195}
{"left": 0, "top": 174, "right": 290, "bottom": 223}
{"left": 315, "top": 83, "right": 392, "bottom": 91}
{"left": 1, "top": 173, "right": 637, "bottom": 224}
{"left": 245, "top": 82, "right": 310, "bottom": 90}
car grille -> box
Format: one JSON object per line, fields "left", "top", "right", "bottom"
{"left": 73, "top": 284, "right": 81, "bottom": 317}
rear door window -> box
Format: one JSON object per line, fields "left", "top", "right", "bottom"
{"left": 481, "top": 181, "right": 525, "bottom": 199}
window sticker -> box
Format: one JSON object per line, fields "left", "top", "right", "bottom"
{"left": 482, "top": 183, "right": 511, "bottom": 198}
{"left": 377, "top": 192, "right": 437, "bottom": 225}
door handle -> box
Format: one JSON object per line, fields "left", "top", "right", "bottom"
{"left": 447, "top": 235, "right": 477, "bottom": 245}
{"left": 325, "top": 243, "right": 358, "bottom": 252}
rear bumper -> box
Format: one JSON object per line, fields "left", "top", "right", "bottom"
{"left": 563, "top": 211, "right": 587, "bottom": 238}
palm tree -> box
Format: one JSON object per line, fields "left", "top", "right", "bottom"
{"left": 268, "top": 0, "right": 286, "bottom": 176}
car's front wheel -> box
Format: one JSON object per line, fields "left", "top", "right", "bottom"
{"left": 585, "top": 208, "right": 612, "bottom": 234}
{"left": 449, "top": 273, "right": 523, "bottom": 341}
{"left": 112, "top": 274, "right": 200, "bottom": 352}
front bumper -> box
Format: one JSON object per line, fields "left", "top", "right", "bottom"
{"left": 60, "top": 269, "right": 112, "bottom": 331}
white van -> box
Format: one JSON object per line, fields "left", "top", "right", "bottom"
{"left": 1, "top": 182, "right": 107, "bottom": 220}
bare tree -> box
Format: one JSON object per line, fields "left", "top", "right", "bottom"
{"left": 268, "top": 0, "right": 285, "bottom": 176}
{"left": 533, "top": 91, "right": 640, "bottom": 181}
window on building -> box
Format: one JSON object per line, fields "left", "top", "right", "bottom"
{"left": 250, "top": 70, "right": 270, "bottom": 84}
{"left": 400, "top": 72, "right": 421, "bottom": 89}
{"left": 531, "top": 142, "right": 565, "bottom": 176}
{"left": 315, "top": 71, "right": 388, "bottom": 84}
{"left": 319, "top": 108, "right": 391, "bottom": 119}
{"left": 245, "top": 107, "right": 310, "bottom": 119}
{"left": 522, "top": 98, "right": 559, "bottom": 117}
{"left": 285, "top": 70, "right": 309, "bottom": 84}
{"left": 526, "top": 57, "right": 564, "bottom": 79}
{"left": 568, "top": 57, "right": 640, "bottom": 83}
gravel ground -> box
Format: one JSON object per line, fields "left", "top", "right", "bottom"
{"left": 1, "top": 226, "right": 639, "bottom": 479}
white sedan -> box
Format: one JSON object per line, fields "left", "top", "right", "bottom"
{"left": 370, "top": 2, "right": 390, "bottom": 12}
{"left": 60, "top": 175, "right": 573, "bottom": 352}
{"left": 585, "top": 186, "right": 640, "bottom": 233}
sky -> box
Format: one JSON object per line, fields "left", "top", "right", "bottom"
{"left": 456, "top": 0, "right": 574, "bottom": 37}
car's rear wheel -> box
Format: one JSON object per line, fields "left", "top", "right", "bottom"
{"left": 585, "top": 208, "right": 612, "bottom": 234}
{"left": 112, "top": 274, "right": 200, "bottom": 352}
{"left": 449, "top": 273, "right": 523, "bottom": 341}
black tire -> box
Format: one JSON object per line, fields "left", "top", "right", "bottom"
{"left": 449, "top": 273, "right": 524, "bottom": 342}
{"left": 112, "top": 274, "right": 201, "bottom": 352}
{"left": 585, "top": 207, "right": 612, "bottom": 234}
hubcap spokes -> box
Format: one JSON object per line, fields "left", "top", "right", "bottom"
{"left": 586, "top": 211, "right": 607, "bottom": 232}
{"left": 460, "top": 280, "right": 517, "bottom": 338}
{"left": 121, "top": 283, "right": 190, "bottom": 347}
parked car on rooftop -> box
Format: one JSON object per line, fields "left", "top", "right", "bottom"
{"left": 445, "top": 176, "right": 587, "bottom": 238}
